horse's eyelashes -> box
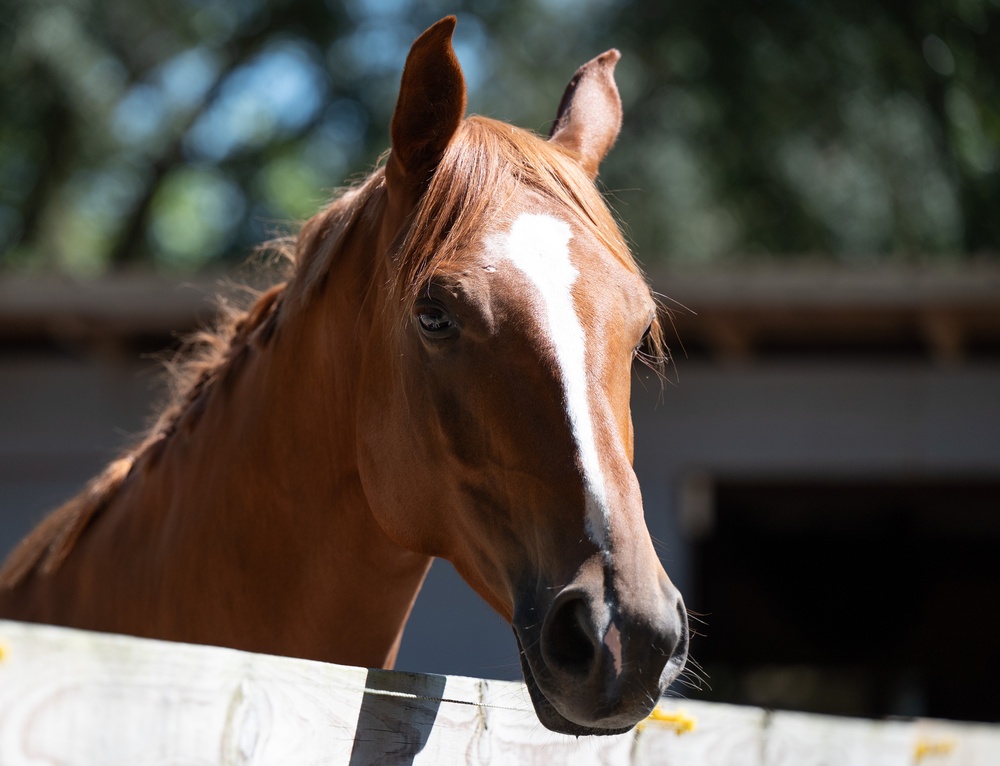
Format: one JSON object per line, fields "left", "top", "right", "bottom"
{"left": 419, "top": 310, "right": 450, "bottom": 332}
{"left": 416, "top": 304, "right": 457, "bottom": 338}
{"left": 634, "top": 321, "right": 653, "bottom": 354}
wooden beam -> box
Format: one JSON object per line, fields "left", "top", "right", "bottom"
{"left": 702, "top": 315, "right": 755, "bottom": 363}
{"left": 1, "top": 620, "right": 998, "bottom": 764}
{"left": 4, "top": 269, "right": 999, "bottom": 362}
{"left": 921, "top": 310, "right": 965, "bottom": 365}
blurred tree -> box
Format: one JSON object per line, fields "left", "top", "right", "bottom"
{"left": 0, "top": 0, "right": 997, "bottom": 274}
{"left": 609, "top": 0, "right": 1000, "bottom": 263}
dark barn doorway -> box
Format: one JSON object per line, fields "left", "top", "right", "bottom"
{"left": 688, "top": 478, "right": 1000, "bottom": 722}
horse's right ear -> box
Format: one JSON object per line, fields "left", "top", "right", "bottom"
{"left": 386, "top": 17, "right": 467, "bottom": 206}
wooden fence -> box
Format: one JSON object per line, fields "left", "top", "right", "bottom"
{"left": 0, "top": 619, "right": 997, "bottom": 765}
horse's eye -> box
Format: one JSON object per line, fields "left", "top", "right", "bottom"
{"left": 416, "top": 305, "right": 456, "bottom": 338}
{"left": 634, "top": 321, "right": 653, "bottom": 356}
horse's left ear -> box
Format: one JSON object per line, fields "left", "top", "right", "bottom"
{"left": 387, "top": 16, "right": 467, "bottom": 203}
{"left": 549, "top": 50, "right": 623, "bottom": 179}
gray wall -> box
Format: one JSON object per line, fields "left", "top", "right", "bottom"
{"left": 400, "top": 359, "right": 1000, "bottom": 677}
{"left": 0, "top": 356, "right": 166, "bottom": 555}
{"left": 3, "top": 353, "right": 999, "bottom": 680}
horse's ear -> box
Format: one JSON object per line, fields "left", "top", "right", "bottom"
{"left": 549, "top": 50, "right": 623, "bottom": 179}
{"left": 386, "top": 16, "right": 467, "bottom": 202}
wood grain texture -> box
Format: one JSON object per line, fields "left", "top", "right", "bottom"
{"left": 634, "top": 702, "right": 767, "bottom": 766}
{"left": 1, "top": 620, "right": 998, "bottom": 765}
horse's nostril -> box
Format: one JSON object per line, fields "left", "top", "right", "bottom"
{"left": 543, "top": 595, "right": 596, "bottom": 674}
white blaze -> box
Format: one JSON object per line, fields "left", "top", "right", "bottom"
{"left": 488, "top": 213, "right": 611, "bottom": 549}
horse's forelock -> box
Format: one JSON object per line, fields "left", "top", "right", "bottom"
{"left": 389, "top": 116, "right": 667, "bottom": 371}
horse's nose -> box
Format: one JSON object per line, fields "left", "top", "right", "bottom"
{"left": 539, "top": 581, "right": 688, "bottom": 724}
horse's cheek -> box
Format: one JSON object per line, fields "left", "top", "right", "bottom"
{"left": 354, "top": 357, "right": 451, "bottom": 556}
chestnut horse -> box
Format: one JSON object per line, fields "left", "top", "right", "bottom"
{"left": 0, "top": 18, "right": 687, "bottom": 735}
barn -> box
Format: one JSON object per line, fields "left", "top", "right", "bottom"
{"left": 2, "top": 263, "right": 998, "bottom": 722}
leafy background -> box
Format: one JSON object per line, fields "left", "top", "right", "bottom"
{"left": 2, "top": 0, "right": 998, "bottom": 275}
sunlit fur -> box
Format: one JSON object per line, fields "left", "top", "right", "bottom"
{"left": 295, "top": 116, "right": 667, "bottom": 354}
{"left": 396, "top": 118, "right": 636, "bottom": 303}
{"left": 0, "top": 115, "right": 665, "bottom": 592}
{"left": 0, "top": 21, "right": 684, "bottom": 735}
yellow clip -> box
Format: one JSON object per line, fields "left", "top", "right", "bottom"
{"left": 914, "top": 737, "right": 956, "bottom": 761}
{"left": 637, "top": 706, "right": 697, "bottom": 735}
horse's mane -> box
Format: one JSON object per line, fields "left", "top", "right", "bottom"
{"left": 0, "top": 115, "right": 664, "bottom": 588}
{"left": 0, "top": 174, "right": 384, "bottom": 589}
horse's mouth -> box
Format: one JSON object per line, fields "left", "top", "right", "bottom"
{"left": 513, "top": 631, "right": 636, "bottom": 737}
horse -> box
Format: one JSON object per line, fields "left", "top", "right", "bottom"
{"left": 0, "top": 17, "right": 688, "bottom": 735}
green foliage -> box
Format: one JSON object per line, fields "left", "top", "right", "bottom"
{"left": 609, "top": 0, "right": 1000, "bottom": 263}
{"left": 0, "top": 0, "right": 997, "bottom": 273}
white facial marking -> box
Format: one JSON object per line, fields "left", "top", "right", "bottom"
{"left": 605, "top": 623, "right": 623, "bottom": 677}
{"left": 487, "top": 213, "right": 611, "bottom": 550}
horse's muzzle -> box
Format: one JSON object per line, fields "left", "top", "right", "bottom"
{"left": 513, "top": 576, "right": 689, "bottom": 735}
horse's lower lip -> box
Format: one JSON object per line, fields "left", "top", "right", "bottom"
{"left": 513, "top": 630, "right": 636, "bottom": 736}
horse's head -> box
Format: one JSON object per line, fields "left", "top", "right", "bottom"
{"left": 356, "top": 17, "right": 688, "bottom": 735}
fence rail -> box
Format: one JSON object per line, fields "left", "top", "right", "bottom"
{"left": 0, "top": 619, "right": 996, "bottom": 765}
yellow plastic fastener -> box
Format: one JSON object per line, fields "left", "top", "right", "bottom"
{"left": 914, "top": 737, "right": 956, "bottom": 761}
{"left": 637, "top": 706, "right": 697, "bottom": 735}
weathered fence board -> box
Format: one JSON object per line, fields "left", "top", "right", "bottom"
{"left": 0, "top": 619, "right": 997, "bottom": 765}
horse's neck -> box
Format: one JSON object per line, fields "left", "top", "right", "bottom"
{"left": 23, "top": 254, "right": 431, "bottom": 667}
